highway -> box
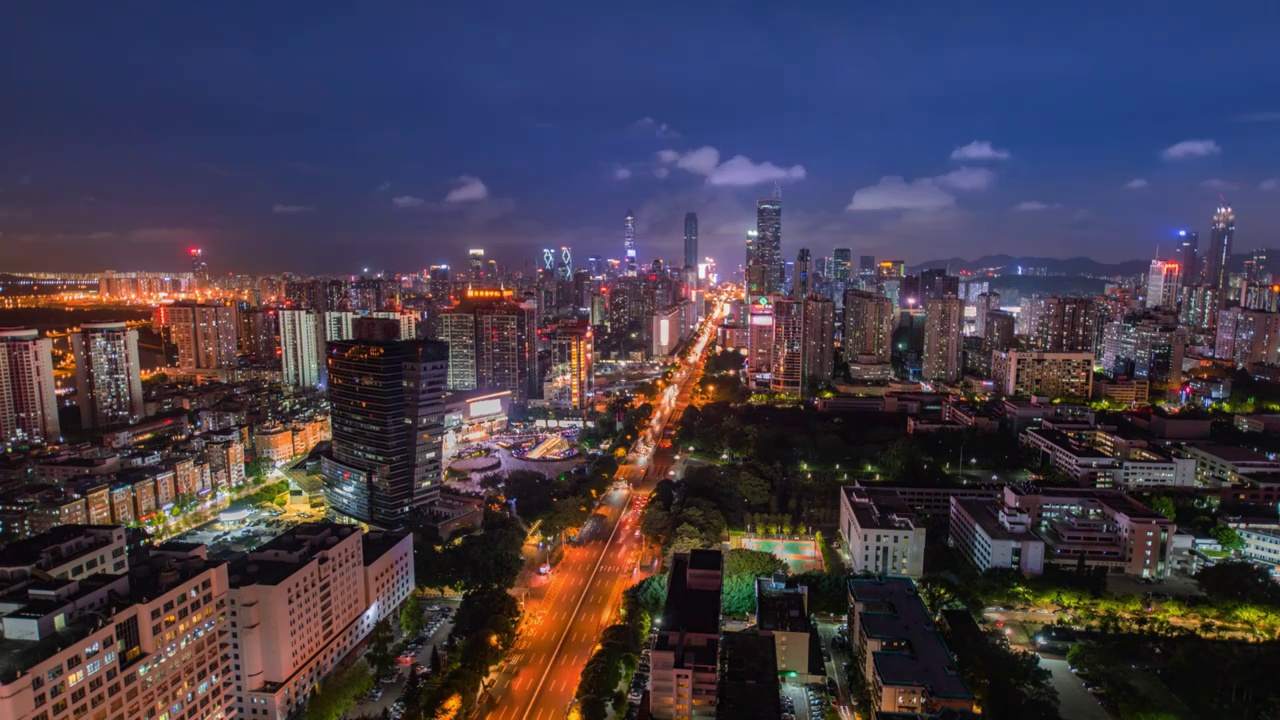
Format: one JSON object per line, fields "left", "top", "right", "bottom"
{"left": 483, "top": 302, "right": 725, "bottom": 720}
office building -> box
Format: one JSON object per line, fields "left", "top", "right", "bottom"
{"left": 72, "top": 322, "right": 145, "bottom": 430}
{"left": 323, "top": 319, "right": 448, "bottom": 528}
{"left": 468, "top": 248, "right": 485, "bottom": 284}
{"left": 746, "top": 297, "right": 775, "bottom": 380}
{"left": 842, "top": 290, "right": 894, "bottom": 364}
{"left": 990, "top": 351, "right": 1093, "bottom": 398}
{"left": 168, "top": 302, "right": 239, "bottom": 371}
{"left": 440, "top": 311, "right": 478, "bottom": 391}
{"left": 653, "top": 304, "right": 684, "bottom": 357}
{"left": 683, "top": 212, "right": 699, "bottom": 269}
{"left": 1216, "top": 308, "right": 1280, "bottom": 368}
{"left": 225, "top": 524, "right": 413, "bottom": 720}
{"left": 793, "top": 248, "right": 813, "bottom": 299}
{"left": 1177, "top": 230, "right": 1199, "bottom": 282}
{"left": 948, "top": 496, "right": 1047, "bottom": 575}
{"left": 1203, "top": 203, "right": 1235, "bottom": 290}
{"left": 848, "top": 576, "right": 975, "bottom": 715}
{"left": 545, "top": 319, "right": 594, "bottom": 411}
{"left": 1145, "top": 259, "right": 1182, "bottom": 310}
{"left": 922, "top": 297, "right": 962, "bottom": 383}
{"left": 279, "top": 309, "right": 320, "bottom": 388}
{"left": 0, "top": 328, "right": 59, "bottom": 447}
{"left": 0, "top": 526, "right": 232, "bottom": 720}
{"left": 651, "top": 550, "right": 722, "bottom": 719}
{"left": 838, "top": 485, "right": 927, "bottom": 577}
{"left": 624, "top": 210, "right": 638, "bottom": 277}
{"left": 833, "top": 248, "right": 852, "bottom": 282}
{"left": 755, "top": 197, "right": 783, "bottom": 295}
{"left": 770, "top": 298, "right": 804, "bottom": 397}
{"left": 1020, "top": 425, "right": 1195, "bottom": 489}
{"left": 802, "top": 296, "right": 835, "bottom": 385}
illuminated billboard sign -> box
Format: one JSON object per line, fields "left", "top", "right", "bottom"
{"left": 469, "top": 398, "right": 504, "bottom": 417}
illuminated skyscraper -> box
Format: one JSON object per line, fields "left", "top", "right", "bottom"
{"left": 770, "top": 298, "right": 804, "bottom": 397}
{"left": 0, "top": 328, "right": 59, "bottom": 446}
{"left": 756, "top": 197, "right": 783, "bottom": 294}
{"left": 843, "top": 290, "right": 894, "bottom": 364}
{"left": 624, "top": 210, "right": 638, "bottom": 277}
{"left": 802, "top": 296, "right": 835, "bottom": 385}
{"left": 168, "top": 302, "right": 239, "bottom": 371}
{"left": 1203, "top": 204, "right": 1235, "bottom": 290}
{"left": 72, "top": 322, "right": 144, "bottom": 429}
{"left": 794, "top": 248, "right": 813, "bottom": 299}
{"left": 559, "top": 246, "right": 573, "bottom": 281}
{"left": 683, "top": 212, "right": 699, "bottom": 269}
{"left": 1177, "top": 230, "right": 1199, "bottom": 282}
{"left": 189, "top": 247, "right": 208, "bottom": 290}
{"left": 546, "top": 319, "right": 594, "bottom": 411}
{"left": 1146, "top": 260, "right": 1182, "bottom": 310}
{"left": 468, "top": 248, "right": 485, "bottom": 284}
{"left": 279, "top": 309, "right": 320, "bottom": 388}
{"left": 922, "top": 297, "right": 963, "bottom": 383}
{"left": 833, "top": 248, "right": 852, "bottom": 282}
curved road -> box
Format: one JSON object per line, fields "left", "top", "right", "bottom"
{"left": 482, "top": 303, "right": 723, "bottom": 720}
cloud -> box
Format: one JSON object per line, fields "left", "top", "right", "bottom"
{"left": 632, "top": 117, "right": 680, "bottom": 139}
{"left": 613, "top": 167, "right": 633, "bottom": 181}
{"left": 374, "top": 181, "right": 391, "bottom": 192}
{"left": 653, "top": 167, "right": 669, "bottom": 179}
{"left": 1200, "top": 178, "right": 1238, "bottom": 191}
{"left": 936, "top": 167, "right": 996, "bottom": 191}
{"left": 1124, "top": 178, "right": 1149, "bottom": 189}
{"left": 1261, "top": 178, "right": 1280, "bottom": 191}
{"left": 392, "top": 195, "right": 425, "bottom": 208}
{"left": 1236, "top": 112, "right": 1280, "bottom": 123}
{"left": 1014, "top": 201, "right": 1061, "bottom": 211}
{"left": 657, "top": 146, "right": 805, "bottom": 186}
{"left": 847, "top": 177, "right": 955, "bottom": 211}
{"left": 656, "top": 149, "right": 680, "bottom": 164}
{"left": 444, "top": 176, "right": 489, "bottom": 203}
{"left": 674, "top": 146, "right": 721, "bottom": 175}
{"left": 272, "top": 204, "right": 315, "bottom": 215}
{"left": 1161, "top": 139, "right": 1221, "bottom": 160}
{"left": 950, "top": 141, "right": 1011, "bottom": 161}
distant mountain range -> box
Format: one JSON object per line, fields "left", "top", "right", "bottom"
{"left": 908, "top": 251, "right": 1267, "bottom": 278}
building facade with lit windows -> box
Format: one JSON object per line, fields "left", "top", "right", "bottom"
{"left": 769, "top": 298, "right": 804, "bottom": 397}
{"left": 166, "top": 302, "right": 240, "bottom": 372}
{"left": 545, "top": 319, "right": 593, "bottom": 412}
{"left": 838, "top": 486, "right": 927, "bottom": 578}
{"left": 922, "top": 296, "right": 962, "bottom": 384}
{"left": 991, "top": 351, "right": 1094, "bottom": 399}
{"left": 1145, "top": 260, "right": 1182, "bottom": 310}
{"left": 0, "top": 328, "right": 59, "bottom": 448}
{"left": 71, "top": 322, "right": 145, "bottom": 430}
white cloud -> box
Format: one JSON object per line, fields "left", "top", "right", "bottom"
{"left": 614, "top": 167, "right": 633, "bottom": 181}
{"left": 632, "top": 117, "right": 680, "bottom": 139}
{"left": 392, "top": 195, "right": 425, "bottom": 208}
{"left": 1161, "top": 139, "right": 1221, "bottom": 161}
{"left": 1201, "top": 178, "right": 1238, "bottom": 190}
{"left": 1124, "top": 178, "right": 1149, "bottom": 189}
{"left": 657, "top": 146, "right": 805, "bottom": 186}
{"left": 444, "top": 175, "right": 489, "bottom": 203}
{"left": 1261, "top": 178, "right": 1280, "bottom": 191}
{"left": 936, "top": 167, "right": 995, "bottom": 191}
{"left": 272, "top": 204, "right": 315, "bottom": 215}
{"left": 950, "top": 140, "right": 1011, "bottom": 161}
{"left": 374, "top": 181, "right": 391, "bottom": 192}
{"left": 847, "top": 177, "right": 955, "bottom": 211}
{"left": 653, "top": 167, "right": 669, "bottom": 179}
{"left": 1013, "top": 201, "right": 1061, "bottom": 211}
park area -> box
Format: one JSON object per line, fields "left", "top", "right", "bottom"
{"left": 737, "top": 536, "right": 823, "bottom": 572}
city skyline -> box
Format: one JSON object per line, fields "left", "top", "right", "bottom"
{"left": 3, "top": 3, "right": 1280, "bottom": 274}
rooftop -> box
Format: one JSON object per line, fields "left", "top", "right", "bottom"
{"left": 659, "top": 550, "right": 722, "bottom": 636}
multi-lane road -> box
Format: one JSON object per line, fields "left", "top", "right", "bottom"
{"left": 483, "top": 303, "right": 723, "bottom": 720}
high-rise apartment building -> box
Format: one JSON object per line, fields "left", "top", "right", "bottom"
{"left": 1203, "top": 204, "right": 1235, "bottom": 290}
{"left": 440, "top": 312, "right": 478, "bottom": 391}
{"left": 755, "top": 197, "right": 783, "bottom": 294}
{"left": 0, "top": 328, "right": 59, "bottom": 448}
{"left": 802, "top": 296, "right": 835, "bottom": 385}
{"left": 1146, "top": 260, "right": 1182, "bottom": 310}
{"left": 922, "top": 297, "right": 963, "bottom": 383}
{"left": 168, "top": 302, "right": 239, "bottom": 371}
{"left": 545, "top": 319, "right": 594, "bottom": 411}
{"left": 770, "top": 298, "right": 804, "bottom": 397}
{"left": 842, "top": 290, "right": 894, "bottom": 364}
{"left": 981, "top": 310, "right": 1016, "bottom": 375}
{"left": 322, "top": 319, "right": 448, "bottom": 528}
{"left": 991, "top": 351, "right": 1094, "bottom": 398}
{"left": 1216, "top": 308, "right": 1280, "bottom": 368}
{"left": 683, "top": 212, "right": 699, "bottom": 269}
{"left": 973, "top": 291, "right": 1001, "bottom": 338}
{"left": 1179, "top": 285, "right": 1221, "bottom": 335}
{"left": 279, "top": 309, "right": 320, "bottom": 388}
{"left": 1029, "top": 297, "right": 1098, "bottom": 353}
{"left": 72, "top": 322, "right": 144, "bottom": 430}
{"left": 650, "top": 550, "right": 723, "bottom": 719}
{"left": 438, "top": 289, "right": 537, "bottom": 400}
{"left": 1100, "top": 318, "right": 1186, "bottom": 385}
{"left": 624, "top": 210, "right": 638, "bottom": 277}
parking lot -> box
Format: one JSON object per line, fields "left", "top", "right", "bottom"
{"left": 348, "top": 598, "right": 461, "bottom": 719}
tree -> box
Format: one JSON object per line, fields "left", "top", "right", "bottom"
{"left": 400, "top": 594, "right": 426, "bottom": 638}
{"left": 626, "top": 574, "right": 668, "bottom": 616}
{"left": 366, "top": 618, "right": 396, "bottom": 678}
{"left": 722, "top": 549, "right": 787, "bottom": 615}
{"left": 1210, "top": 524, "right": 1246, "bottom": 553}
{"left": 1149, "top": 495, "right": 1177, "bottom": 521}
{"left": 429, "top": 644, "right": 442, "bottom": 675}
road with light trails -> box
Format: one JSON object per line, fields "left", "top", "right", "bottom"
{"left": 482, "top": 301, "right": 726, "bottom": 720}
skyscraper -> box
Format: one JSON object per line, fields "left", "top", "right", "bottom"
{"left": 922, "top": 297, "right": 963, "bottom": 383}
{"left": 545, "top": 319, "right": 594, "bottom": 411}
{"left": 323, "top": 318, "right": 447, "bottom": 528}
{"left": 793, "top": 248, "right": 813, "bottom": 299}
{"left": 558, "top": 246, "right": 573, "bottom": 281}
{"left": 468, "top": 249, "right": 486, "bottom": 284}
{"left": 770, "top": 298, "right": 804, "bottom": 397}
{"left": 168, "top": 301, "right": 239, "bottom": 371}
{"left": 440, "top": 312, "right": 478, "bottom": 391}
{"left": 624, "top": 210, "right": 638, "bottom": 277}
{"left": 72, "top": 322, "right": 145, "bottom": 429}
{"left": 189, "top": 247, "right": 208, "bottom": 290}
{"left": 756, "top": 197, "right": 783, "bottom": 294}
{"left": 973, "top": 291, "right": 1001, "bottom": 338}
{"left": 0, "top": 328, "right": 59, "bottom": 447}
{"left": 440, "top": 289, "right": 537, "bottom": 400}
{"left": 802, "top": 296, "right": 835, "bottom": 385}
{"left": 1203, "top": 203, "right": 1235, "bottom": 290}
{"left": 683, "top": 212, "right": 699, "bottom": 269}
{"left": 1027, "top": 297, "right": 1098, "bottom": 353}
{"left": 833, "top": 248, "right": 852, "bottom": 282}
{"left": 279, "top": 309, "right": 320, "bottom": 388}
{"left": 1146, "top": 260, "right": 1182, "bottom": 310}
{"left": 1177, "top": 230, "right": 1199, "bottom": 282}
{"left": 842, "top": 290, "right": 894, "bottom": 364}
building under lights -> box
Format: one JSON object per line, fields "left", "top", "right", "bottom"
{"left": 545, "top": 319, "right": 594, "bottom": 411}
{"left": 1146, "top": 259, "right": 1182, "bottom": 310}
{"left": 0, "top": 328, "right": 59, "bottom": 447}
{"left": 72, "top": 322, "right": 145, "bottom": 430}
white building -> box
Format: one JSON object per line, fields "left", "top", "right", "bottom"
{"left": 0, "top": 328, "right": 60, "bottom": 447}
{"left": 279, "top": 310, "right": 320, "bottom": 388}
{"left": 949, "top": 496, "right": 1046, "bottom": 574}
{"left": 1145, "top": 259, "right": 1182, "bottom": 310}
{"left": 838, "top": 486, "right": 927, "bottom": 577}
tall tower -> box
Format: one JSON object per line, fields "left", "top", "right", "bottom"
{"left": 769, "top": 298, "right": 804, "bottom": 397}
{"left": 1204, "top": 203, "right": 1235, "bottom": 290}
{"left": 279, "top": 309, "right": 320, "bottom": 388}
{"left": 756, "top": 197, "right": 783, "bottom": 294}
{"left": 794, "top": 248, "right": 813, "bottom": 299}
{"left": 683, "top": 212, "right": 699, "bottom": 270}
{"left": 468, "top": 249, "right": 485, "bottom": 285}
{"left": 1177, "top": 230, "right": 1199, "bottom": 282}
{"left": 1146, "top": 260, "right": 1182, "bottom": 310}
{"left": 922, "top": 297, "right": 963, "bottom": 384}
{"left": 842, "top": 290, "right": 894, "bottom": 364}
{"left": 624, "top": 210, "right": 638, "bottom": 277}
{"left": 72, "top": 322, "right": 145, "bottom": 429}
{"left": 189, "top": 247, "right": 209, "bottom": 291}
{"left": 833, "top": 248, "right": 852, "bottom": 282}
{"left": 0, "top": 328, "right": 60, "bottom": 447}
{"left": 559, "top": 246, "right": 573, "bottom": 281}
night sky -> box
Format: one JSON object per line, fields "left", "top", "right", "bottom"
{"left": 2, "top": 2, "right": 1279, "bottom": 274}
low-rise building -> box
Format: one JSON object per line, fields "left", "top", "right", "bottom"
{"left": 948, "top": 497, "right": 1045, "bottom": 575}
{"left": 651, "top": 550, "right": 722, "bottom": 719}
{"left": 754, "top": 575, "right": 821, "bottom": 682}
{"left": 1021, "top": 425, "right": 1195, "bottom": 489}
{"left": 839, "top": 486, "right": 927, "bottom": 577}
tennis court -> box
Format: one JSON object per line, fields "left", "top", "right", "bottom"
{"left": 739, "top": 537, "right": 823, "bottom": 572}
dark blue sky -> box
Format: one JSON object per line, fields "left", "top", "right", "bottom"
{"left": 3, "top": 2, "right": 1279, "bottom": 274}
